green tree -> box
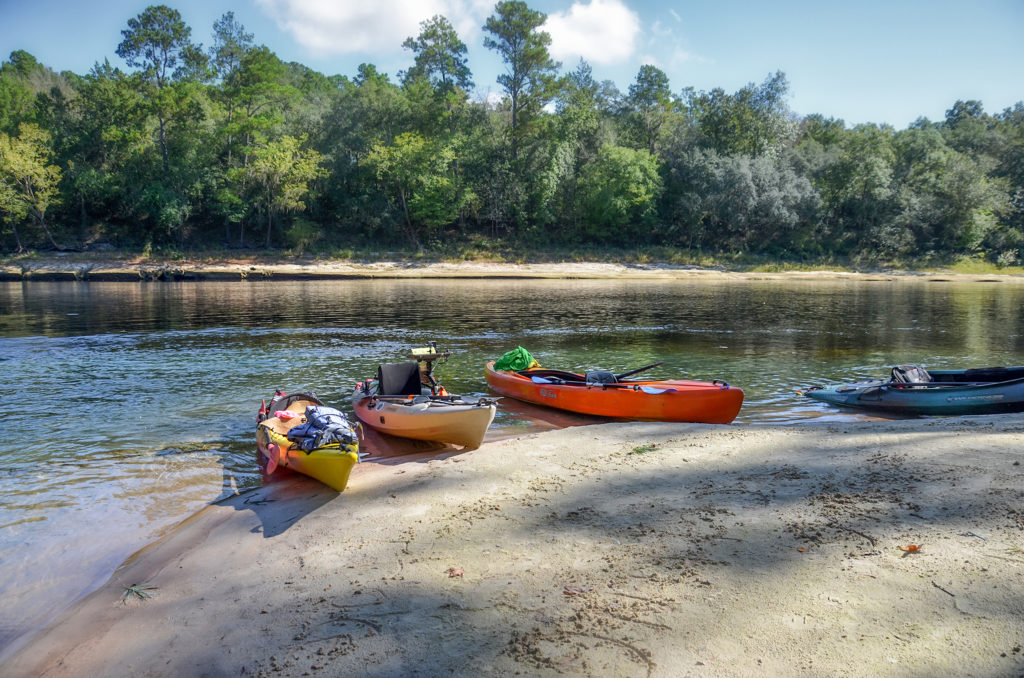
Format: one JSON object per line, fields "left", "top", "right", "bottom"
{"left": 362, "top": 131, "right": 465, "bottom": 246}
{"left": 58, "top": 61, "right": 150, "bottom": 242}
{"left": 544, "top": 60, "right": 605, "bottom": 234}
{"left": 892, "top": 125, "right": 1008, "bottom": 255}
{"left": 483, "top": 0, "right": 560, "bottom": 159}
{"left": 661, "top": 146, "right": 820, "bottom": 254}
{"left": 624, "top": 64, "right": 673, "bottom": 154}
{"left": 316, "top": 67, "right": 410, "bottom": 240}
{"left": 823, "top": 123, "right": 898, "bottom": 254}
{"left": 232, "top": 47, "right": 298, "bottom": 154}
{"left": 688, "top": 71, "right": 793, "bottom": 156}
{"left": 210, "top": 12, "right": 252, "bottom": 83}
{"left": 0, "top": 122, "right": 62, "bottom": 249}
{"left": 798, "top": 114, "right": 846, "bottom": 148}
{"left": 576, "top": 144, "right": 662, "bottom": 242}
{"left": 400, "top": 16, "right": 480, "bottom": 236}
{"left": 0, "top": 171, "right": 26, "bottom": 250}
{"left": 348, "top": 64, "right": 408, "bottom": 146}
{"left": 402, "top": 15, "right": 473, "bottom": 103}
{"left": 991, "top": 102, "right": 1024, "bottom": 257}
{"left": 402, "top": 15, "right": 474, "bottom": 149}
{"left": 0, "top": 52, "right": 36, "bottom": 133}
{"left": 941, "top": 99, "right": 1004, "bottom": 165}
{"left": 209, "top": 12, "right": 254, "bottom": 166}
{"left": 116, "top": 5, "right": 206, "bottom": 172}
{"left": 239, "top": 135, "right": 325, "bottom": 247}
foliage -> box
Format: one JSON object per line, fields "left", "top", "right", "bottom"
{"left": 116, "top": 5, "right": 206, "bottom": 174}
{"left": 362, "top": 131, "right": 465, "bottom": 246}
{"left": 239, "top": 134, "right": 326, "bottom": 247}
{"left": 687, "top": 71, "right": 794, "bottom": 156}
{"left": 622, "top": 65, "right": 674, "bottom": 154}
{"left": 663, "top": 147, "right": 818, "bottom": 253}
{"left": 284, "top": 217, "right": 322, "bottom": 254}
{"left": 0, "top": 122, "right": 62, "bottom": 249}
{"left": 402, "top": 15, "right": 473, "bottom": 96}
{"left": 577, "top": 144, "right": 662, "bottom": 242}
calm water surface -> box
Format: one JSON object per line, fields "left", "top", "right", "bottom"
{"left": 1, "top": 278, "right": 1023, "bottom": 652}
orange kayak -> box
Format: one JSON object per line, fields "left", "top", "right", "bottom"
{"left": 485, "top": 362, "right": 744, "bottom": 424}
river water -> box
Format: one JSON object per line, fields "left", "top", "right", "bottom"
{"left": 1, "top": 277, "right": 1023, "bottom": 653}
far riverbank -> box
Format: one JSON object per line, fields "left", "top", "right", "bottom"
{"left": 4, "top": 255, "right": 1024, "bottom": 282}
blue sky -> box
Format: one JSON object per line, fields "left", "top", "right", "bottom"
{"left": 1, "top": 0, "right": 1022, "bottom": 128}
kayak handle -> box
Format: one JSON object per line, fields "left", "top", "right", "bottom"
{"left": 713, "top": 379, "right": 730, "bottom": 389}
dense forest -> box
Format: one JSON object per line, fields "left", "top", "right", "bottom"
{"left": 0, "top": 2, "right": 1022, "bottom": 265}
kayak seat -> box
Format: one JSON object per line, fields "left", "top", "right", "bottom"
{"left": 378, "top": 362, "right": 422, "bottom": 396}
{"left": 890, "top": 364, "right": 932, "bottom": 384}
{"left": 963, "top": 366, "right": 1024, "bottom": 382}
{"left": 585, "top": 370, "right": 617, "bottom": 385}
{"left": 260, "top": 392, "right": 323, "bottom": 423}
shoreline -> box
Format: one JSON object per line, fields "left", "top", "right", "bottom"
{"left": 3, "top": 258, "right": 1024, "bottom": 282}
{"left": 4, "top": 416, "right": 1023, "bottom": 677}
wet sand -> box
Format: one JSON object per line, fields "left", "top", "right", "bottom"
{"left": 4, "top": 415, "right": 1023, "bottom": 677}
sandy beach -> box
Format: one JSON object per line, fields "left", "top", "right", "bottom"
{"left": 4, "top": 413, "right": 1023, "bottom": 677}
{"left": 3, "top": 256, "right": 1024, "bottom": 283}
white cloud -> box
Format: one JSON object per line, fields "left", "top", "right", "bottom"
{"left": 642, "top": 17, "right": 708, "bottom": 74}
{"left": 636, "top": 53, "right": 661, "bottom": 70}
{"left": 543, "top": 0, "right": 641, "bottom": 66}
{"left": 255, "top": 0, "right": 491, "bottom": 56}
{"left": 669, "top": 47, "right": 706, "bottom": 68}
{"left": 650, "top": 19, "right": 672, "bottom": 39}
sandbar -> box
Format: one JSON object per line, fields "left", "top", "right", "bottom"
{"left": 4, "top": 414, "right": 1024, "bottom": 677}
{"left": 3, "top": 258, "right": 1024, "bottom": 282}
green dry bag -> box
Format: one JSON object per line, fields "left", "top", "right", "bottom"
{"left": 494, "top": 346, "right": 538, "bottom": 371}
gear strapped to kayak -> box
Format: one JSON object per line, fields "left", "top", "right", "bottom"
{"left": 286, "top": 405, "right": 358, "bottom": 451}
{"left": 493, "top": 346, "right": 540, "bottom": 371}
{"left": 255, "top": 391, "right": 361, "bottom": 492}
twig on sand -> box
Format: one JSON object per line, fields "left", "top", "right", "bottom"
{"left": 565, "top": 632, "right": 655, "bottom": 678}
{"left": 609, "top": 591, "right": 665, "bottom": 604}
{"left": 605, "top": 611, "right": 671, "bottom": 630}
{"left": 828, "top": 521, "right": 877, "bottom": 546}
{"left": 931, "top": 580, "right": 955, "bottom": 597}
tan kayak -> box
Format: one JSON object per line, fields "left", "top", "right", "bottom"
{"left": 352, "top": 391, "right": 496, "bottom": 449}
{"left": 353, "top": 347, "right": 496, "bottom": 449}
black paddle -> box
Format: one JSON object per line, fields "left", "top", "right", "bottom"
{"left": 528, "top": 375, "right": 677, "bottom": 394}
{"left": 615, "top": 362, "right": 663, "bottom": 380}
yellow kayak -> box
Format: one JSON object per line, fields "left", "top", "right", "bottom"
{"left": 256, "top": 392, "right": 359, "bottom": 492}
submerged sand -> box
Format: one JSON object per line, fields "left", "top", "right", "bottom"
{"left": 4, "top": 415, "right": 1023, "bottom": 677}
